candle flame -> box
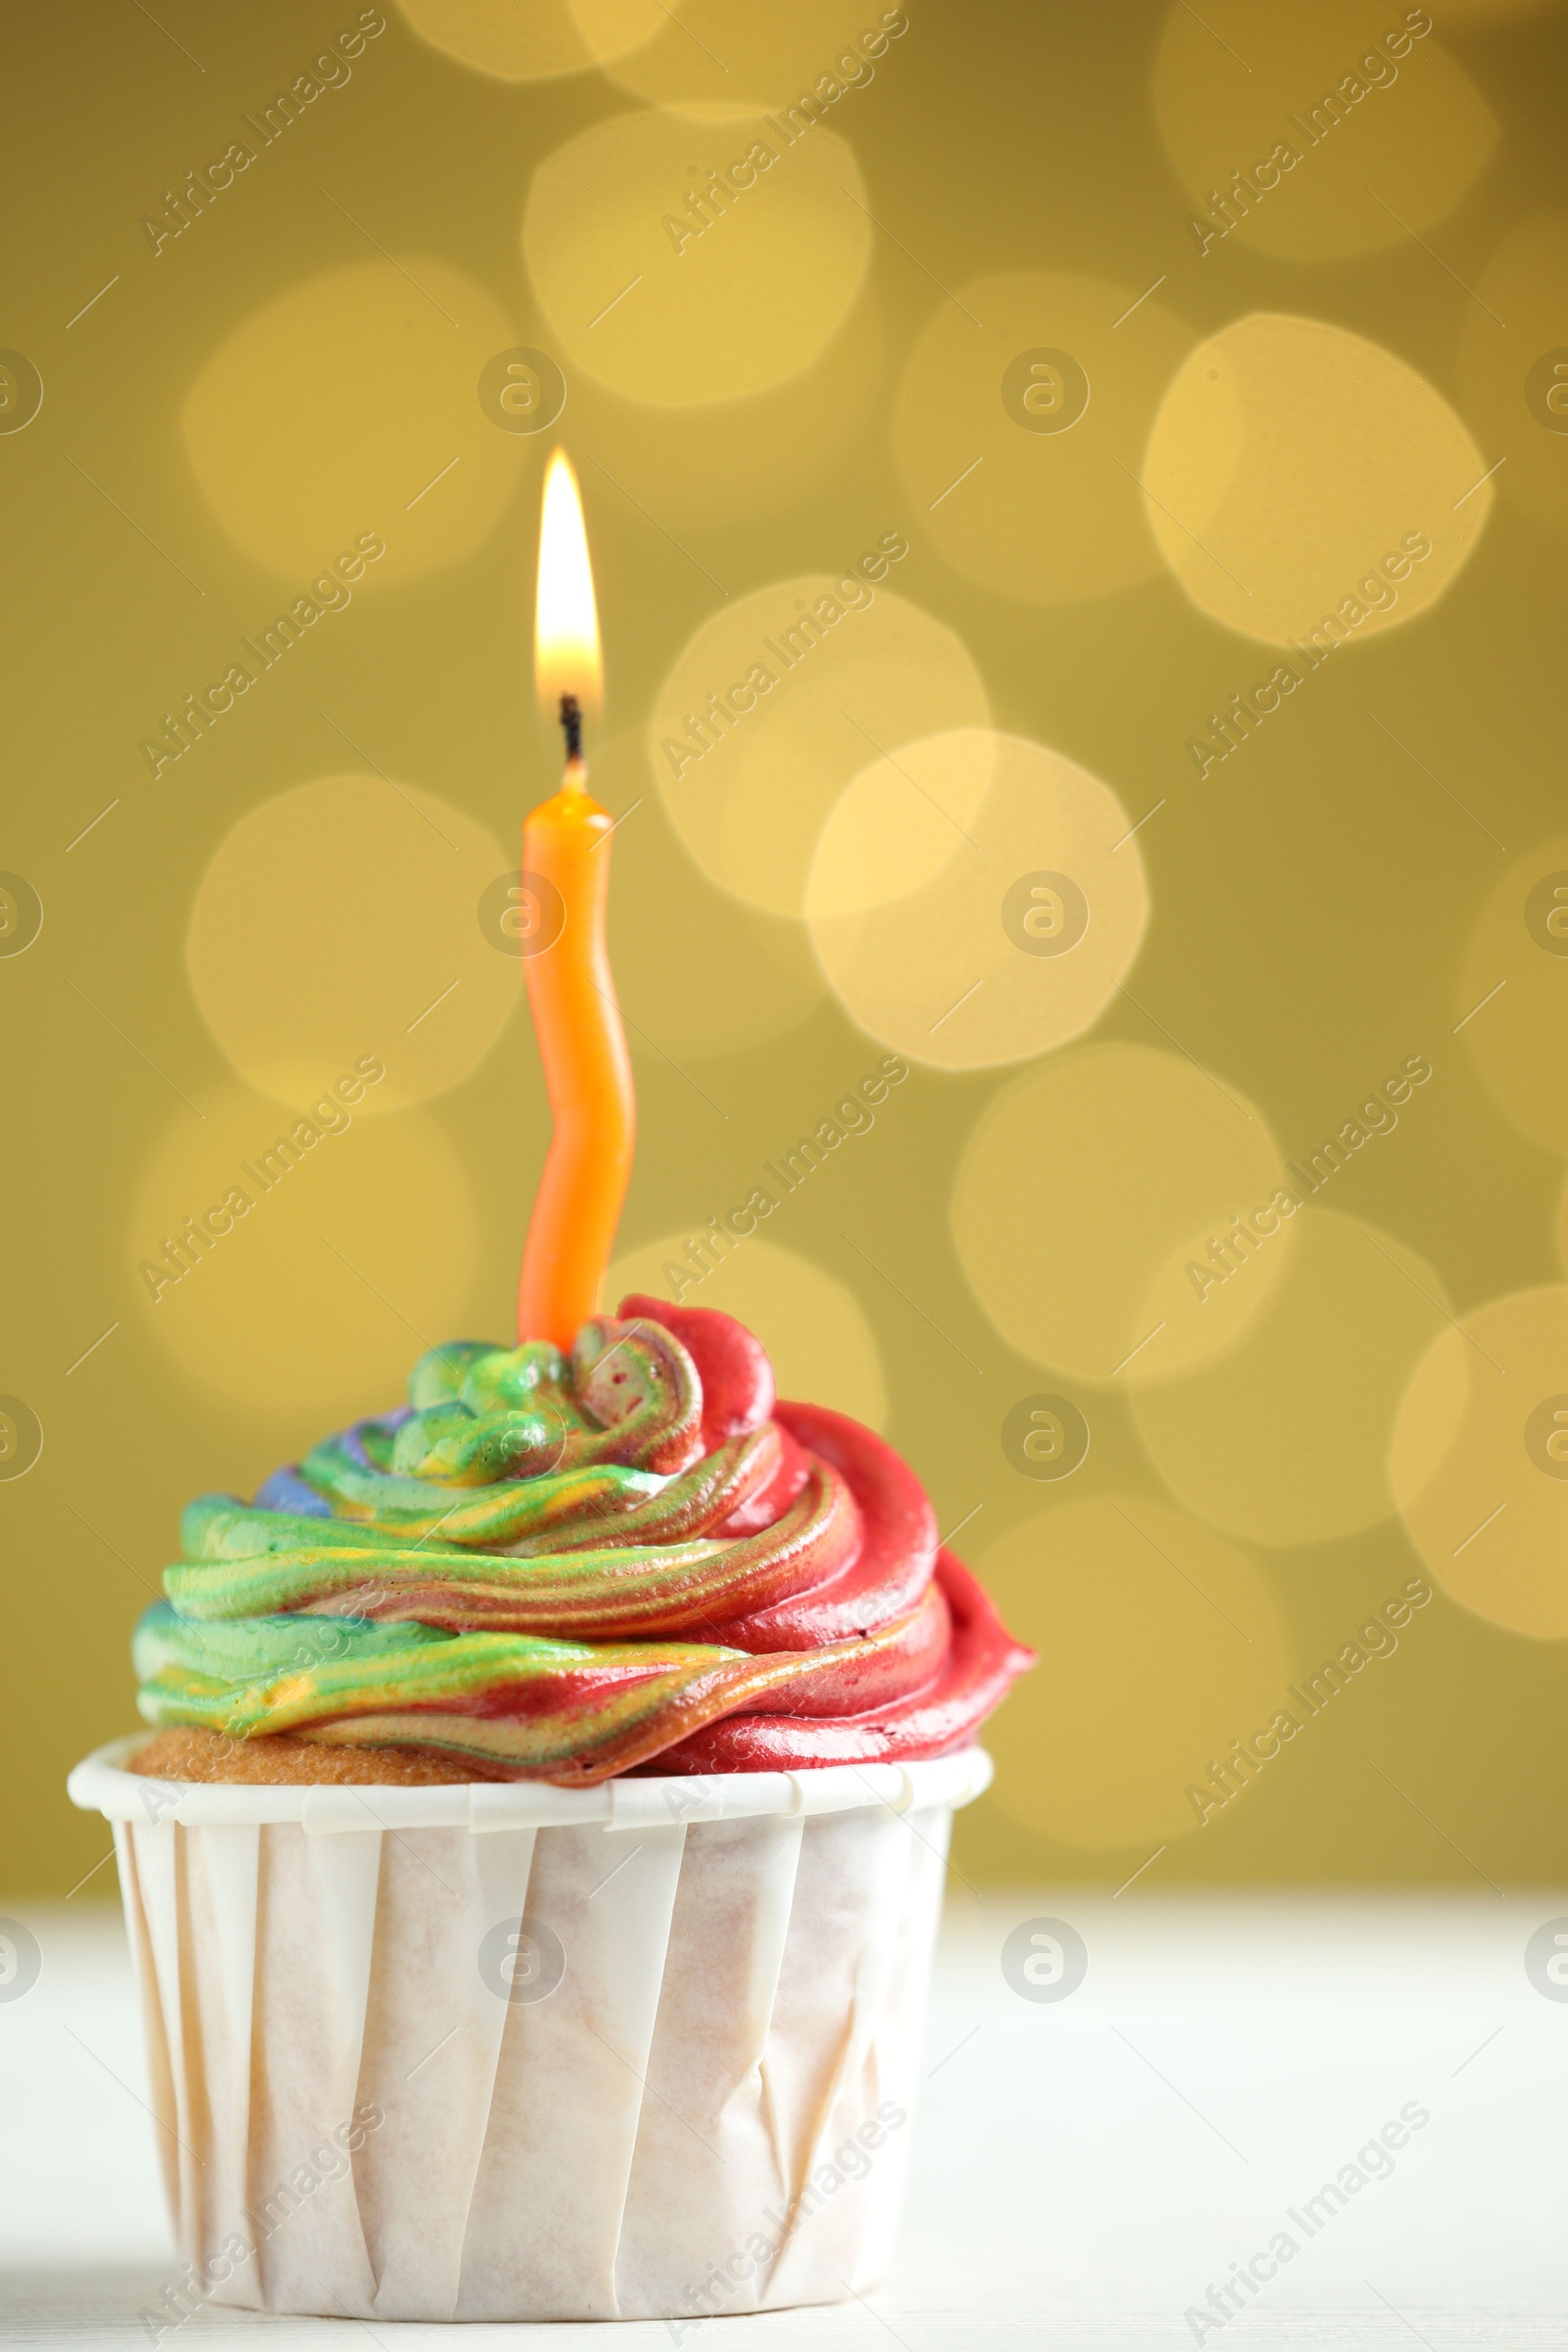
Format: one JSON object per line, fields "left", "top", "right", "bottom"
{"left": 534, "top": 448, "right": 601, "bottom": 722}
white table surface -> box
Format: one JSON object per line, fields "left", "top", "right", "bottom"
{"left": 3, "top": 1887, "right": 1565, "bottom": 2348}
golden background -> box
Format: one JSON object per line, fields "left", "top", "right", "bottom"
{"left": 5, "top": 0, "right": 1567, "bottom": 1895}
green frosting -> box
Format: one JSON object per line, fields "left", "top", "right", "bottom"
{"left": 132, "top": 1319, "right": 819, "bottom": 1774}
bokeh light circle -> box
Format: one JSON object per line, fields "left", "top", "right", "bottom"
{"left": 1392, "top": 1286, "right": 1568, "bottom": 1637}
{"left": 652, "top": 572, "right": 988, "bottom": 916}
{"left": 891, "top": 270, "right": 1197, "bottom": 604}
{"left": 186, "top": 774, "right": 520, "bottom": 1112}
{"left": 1152, "top": 0, "right": 1497, "bottom": 265}
{"left": 1143, "top": 314, "right": 1492, "bottom": 645}
{"left": 522, "top": 109, "right": 871, "bottom": 408}
{"left": 604, "top": 1235, "right": 885, "bottom": 1429}
{"left": 806, "top": 728, "right": 1149, "bottom": 1070}
{"left": 1458, "top": 214, "right": 1568, "bottom": 546}
{"left": 183, "top": 261, "right": 525, "bottom": 583}
{"left": 1130, "top": 1209, "right": 1454, "bottom": 1546}
{"left": 952, "top": 1043, "right": 1293, "bottom": 1384}
{"left": 1457, "top": 833, "right": 1568, "bottom": 1152}
{"left": 132, "top": 1084, "right": 479, "bottom": 1421}
{"left": 394, "top": 0, "right": 662, "bottom": 80}
{"left": 980, "top": 1496, "right": 1291, "bottom": 1850}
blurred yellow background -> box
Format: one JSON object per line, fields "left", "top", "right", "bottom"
{"left": 4, "top": 0, "right": 1567, "bottom": 1895}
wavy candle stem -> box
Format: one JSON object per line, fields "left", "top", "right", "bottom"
{"left": 517, "top": 755, "right": 635, "bottom": 1349}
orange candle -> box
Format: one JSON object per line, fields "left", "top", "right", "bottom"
{"left": 516, "top": 451, "right": 634, "bottom": 1350}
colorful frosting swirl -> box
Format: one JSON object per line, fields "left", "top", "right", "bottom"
{"left": 133, "top": 1298, "right": 1032, "bottom": 1784}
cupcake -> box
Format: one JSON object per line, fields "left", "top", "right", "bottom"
{"left": 70, "top": 451, "right": 1032, "bottom": 2325}
{"left": 71, "top": 1298, "right": 1031, "bottom": 2323}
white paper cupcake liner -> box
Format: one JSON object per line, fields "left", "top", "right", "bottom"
{"left": 69, "top": 1739, "right": 991, "bottom": 2324}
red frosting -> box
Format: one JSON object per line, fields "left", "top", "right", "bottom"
{"left": 618, "top": 1295, "right": 1033, "bottom": 1772}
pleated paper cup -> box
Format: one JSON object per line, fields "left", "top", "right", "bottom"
{"left": 68, "top": 1739, "right": 990, "bottom": 2324}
